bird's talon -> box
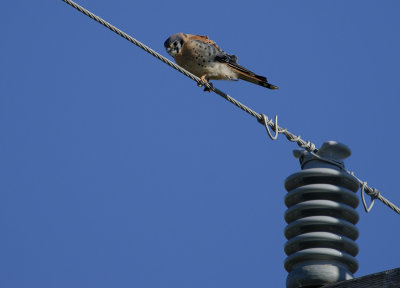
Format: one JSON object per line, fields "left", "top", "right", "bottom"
{"left": 203, "top": 82, "right": 213, "bottom": 92}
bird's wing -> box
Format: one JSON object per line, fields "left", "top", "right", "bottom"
{"left": 215, "top": 53, "right": 278, "bottom": 89}
{"left": 215, "top": 53, "right": 268, "bottom": 83}
{"left": 185, "top": 34, "right": 222, "bottom": 51}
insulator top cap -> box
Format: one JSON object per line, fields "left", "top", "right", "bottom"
{"left": 318, "top": 141, "right": 351, "bottom": 161}
{"left": 293, "top": 141, "right": 351, "bottom": 170}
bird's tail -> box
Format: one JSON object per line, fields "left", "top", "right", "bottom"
{"left": 215, "top": 55, "right": 278, "bottom": 90}
{"left": 228, "top": 64, "right": 278, "bottom": 90}
{"left": 260, "top": 81, "right": 279, "bottom": 90}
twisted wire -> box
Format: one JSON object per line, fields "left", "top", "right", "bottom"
{"left": 311, "top": 153, "right": 400, "bottom": 214}
{"left": 351, "top": 173, "right": 400, "bottom": 214}
{"left": 62, "top": 0, "right": 400, "bottom": 215}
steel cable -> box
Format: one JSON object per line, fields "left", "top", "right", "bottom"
{"left": 62, "top": 0, "right": 400, "bottom": 215}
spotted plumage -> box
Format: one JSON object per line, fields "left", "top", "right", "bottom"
{"left": 164, "top": 33, "right": 278, "bottom": 91}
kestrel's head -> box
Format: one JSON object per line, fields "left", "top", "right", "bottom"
{"left": 164, "top": 33, "right": 185, "bottom": 58}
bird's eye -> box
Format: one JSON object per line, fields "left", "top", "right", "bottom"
{"left": 173, "top": 42, "right": 178, "bottom": 47}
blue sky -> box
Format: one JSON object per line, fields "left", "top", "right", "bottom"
{"left": 1, "top": 0, "right": 400, "bottom": 287}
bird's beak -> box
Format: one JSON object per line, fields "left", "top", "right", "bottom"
{"left": 166, "top": 47, "right": 174, "bottom": 56}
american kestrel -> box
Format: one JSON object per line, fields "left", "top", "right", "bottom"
{"left": 164, "top": 33, "right": 278, "bottom": 91}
